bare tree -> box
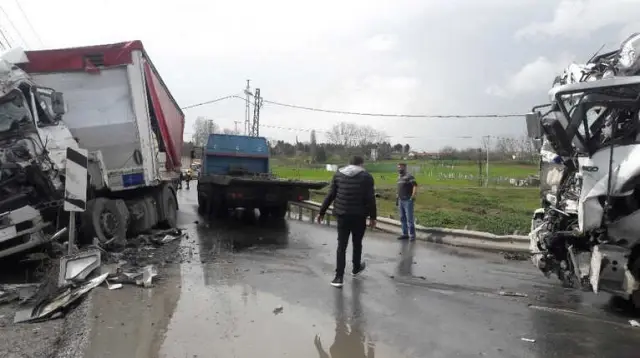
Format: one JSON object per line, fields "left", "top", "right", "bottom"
{"left": 327, "top": 122, "right": 387, "bottom": 147}
{"left": 222, "top": 127, "right": 239, "bottom": 135}
{"left": 327, "top": 122, "right": 361, "bottom": 147}
{"left": 192, "top": 117, "right": 219, "bottom": 147}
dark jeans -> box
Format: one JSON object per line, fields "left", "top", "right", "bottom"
{"left": 335, "top": 215, "right": 366, "bottom": 277}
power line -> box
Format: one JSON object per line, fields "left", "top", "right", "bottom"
{"left": 181, "top": 94, "right": 526, "bottom": 119}
{"left": 0, "top": 4, "right": 28, "bottom": 48}
{"left": 180, "top": 94, "right": 241, "bottom": 110}
{"left": 14, "top": 0, "right": 43, "bottom": 47}
{"left": 262, "top": 99, "right": 526, "bottom": 118}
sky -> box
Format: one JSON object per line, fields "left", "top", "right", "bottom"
{"left": 1, "top": 0, "right": 639, "bottom": 151}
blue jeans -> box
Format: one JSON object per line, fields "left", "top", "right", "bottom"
{"left": 398, "top": 199, "right": 416, "bottom": 238}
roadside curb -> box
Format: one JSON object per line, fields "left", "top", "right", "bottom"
{"left": 289, "top": 200, "right": 530, "bottom": 254}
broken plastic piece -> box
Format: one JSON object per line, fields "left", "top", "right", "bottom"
{"left": 499, "top": 291, "right": 528, "bottom": 298}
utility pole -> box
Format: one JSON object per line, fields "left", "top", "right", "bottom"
{"left": 244, "top": 80, "right": 251, "bottom": 135}
{"left": 251, "top": 88, "right": 262, "bottom": 137}
{"left": 477, "top": 147, "right": 483, "bottom": 187}
{"left": 483, "top": 135, "right": 491, "bottom": 187}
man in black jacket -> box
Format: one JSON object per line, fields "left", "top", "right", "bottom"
{"left": 318, "top": 156, "right": 377, "bottom": 287}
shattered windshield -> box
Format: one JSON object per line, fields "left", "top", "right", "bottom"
{"left": 0, "top": 92, "right": 31, "bottom": 132}
{"left": 556, "top": 89, "right": 640, "bottom": 154}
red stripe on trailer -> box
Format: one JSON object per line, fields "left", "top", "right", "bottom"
{"left": 22, "top": 41, "right": 144, "bottom": 72}
{"left": 144, "top": 61, "right": 183, "bottom": 170}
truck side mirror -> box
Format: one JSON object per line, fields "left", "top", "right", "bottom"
{"left": 525, "top": 112, "right": 542, "bottom": 139}
{"left": 51, "top": 92, "right": 65, "bottom": 115}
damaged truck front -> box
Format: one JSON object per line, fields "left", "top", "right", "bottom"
{"left": 0, "top": 41, "right": 183, "bottom": 259}
{"left": 0, "top": 49, "right": 69, "bottom": 258}
{"left": 527, "top": 33, "right": 640, "bottom": 308}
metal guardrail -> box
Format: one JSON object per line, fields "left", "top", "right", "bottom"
{"left": 287, "top": 200, "right": 530, "bottom": 254}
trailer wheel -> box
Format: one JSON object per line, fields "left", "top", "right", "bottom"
{"left": 82, "top": 198, "right": 129, "bottom": 245}
{"left": 197, "top": 193, "right": 207, "bottom": 215}
{"left": 270, "top": 204, "right": 288, "bottom": 219}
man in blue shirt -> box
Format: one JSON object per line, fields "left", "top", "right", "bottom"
{"left": 396, "top": 163, "right": 417, "bottom": 241}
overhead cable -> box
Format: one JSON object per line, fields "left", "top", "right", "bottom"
{"left": 181, "top": 94, "right": 526, "bottom": 119}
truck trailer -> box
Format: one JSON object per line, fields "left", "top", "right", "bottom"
{"left": 0, "top": 40, "right": 183, "bottom": 258}
{"left": 197, "top": 134, "right": 327, "bottom": 218}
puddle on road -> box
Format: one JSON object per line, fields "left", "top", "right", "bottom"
{"left": 159, "top": 280, "right": 409, "bottom": 358}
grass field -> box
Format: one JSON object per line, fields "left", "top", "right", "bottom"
{"left": 274, "top": 160, "right": 540, "bottom": 235}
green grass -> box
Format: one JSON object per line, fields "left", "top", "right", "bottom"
{"left": 274, "top": 160, "right": 540, "bottom": 235}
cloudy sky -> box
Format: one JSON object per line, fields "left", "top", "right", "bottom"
{"left": 1, "top": 0, "right": 639, "bottom": 151}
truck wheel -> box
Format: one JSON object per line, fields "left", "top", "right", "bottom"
{"left": 82, "top": 198, "right": 129, "bottom": 245}
{"left": 155, "top": 185, "right": 178, "bottom": 228}
{"left": 259, "top": 207, "right": 271, "bottom": 218}
{"left": 197, "top": 194, "right": 207, "bottom": 215}
{"left": 270, "top": 204, "right": 288, "bottom": 219}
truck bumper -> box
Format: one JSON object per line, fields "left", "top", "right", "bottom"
{"left": 0, "top": 206, "right": 51, "bottom": 259}
{"left": 589, "top": 244, "right": 639, "bottom": 299}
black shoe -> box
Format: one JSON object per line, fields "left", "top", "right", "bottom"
{"left": 330, "top": 276, "right": 344, "bottom": 287}
{"left": 352, "top": 262, "right": 367, "bottom": 276}
{"left": 397, "top": 235, "right": 408, "bottom": 240}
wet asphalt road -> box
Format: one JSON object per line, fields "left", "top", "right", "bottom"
{"left": 84, "top": 188, "right": 640, "bottom": 358}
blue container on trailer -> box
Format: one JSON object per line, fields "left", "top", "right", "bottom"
{"left": 203, "top": 134, "right": 270, "bottom": 175}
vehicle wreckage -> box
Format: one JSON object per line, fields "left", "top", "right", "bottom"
{"left": 0, "top": 41, "right": 183, "bottom": 259}
{"left": 526, "top": 33, "right": 640, "bottom": 308}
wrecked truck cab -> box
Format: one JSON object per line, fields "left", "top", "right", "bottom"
{"left": 527, "top": 64, "right": 640, "bottom": 307}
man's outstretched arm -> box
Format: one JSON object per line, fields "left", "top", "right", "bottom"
{"left": 319, "top": 174, "right": 338, "bottom": 217}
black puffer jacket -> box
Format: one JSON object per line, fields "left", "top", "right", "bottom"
{"left": 319, "top": 165, "right": 377, "bottom": 219}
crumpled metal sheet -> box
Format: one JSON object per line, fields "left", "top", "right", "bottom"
{"left": 14, "top": 273, "right": 108, "bottom": 323}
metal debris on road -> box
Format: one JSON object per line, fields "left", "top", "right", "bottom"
{"left": 105, "top": 280, "right": 122, "bottom": 290}
{"left": 58, "top": 248, "right": 101, "bottom": 286}
{"left": 499, "top": 291, "right": 528, "bottom": 298}
{"left": 630, "top": 320, "right": 640, "bottom": 327}
{"left": 109, "top": 265, "right": 159, "bottom": 288}
{"left": 0, "top": 284, "right": 40, "bottom": 305}
{"left": 14, "top": 273, "right": 109, "bottom": 323}
{"left": 521, "top": 338, "right": 536, "bottom": 343}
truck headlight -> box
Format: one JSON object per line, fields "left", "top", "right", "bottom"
{"left": 618, "top": 33, "right": 640, "bottom": 74}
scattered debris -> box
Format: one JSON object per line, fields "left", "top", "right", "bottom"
{"left": 630, "top": 320, "right": 640, "bottom": 328}
{"left": 498, "top": 291, "right": 528, "bottom": 298}
{"left": 0, "top": 284, "right": 40, "bottom": 305}
{"left": 109, "top": 265, "right": 158, "bottom": 288}
{"left": 58, "top": 249, "right": 101, "bottom": 287}
{"left": 502, "top": 252, "right": 529, "bottom": 261}
{"left": 521, "top": 338, "right": 536, "bottom": 343}
{"left": 273, "top": 305, "right": 284, "bottom": 315}
{"left": 104, "top": 280, "right": 122, "bottom": 290}
{"left": 14, "top": 273, "right": 109, "bottom": 323}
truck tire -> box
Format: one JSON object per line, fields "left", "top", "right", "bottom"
{"left": 270, "top": 204, "right": 288, "bottom": 219}
{"left": 157, "top": 185, "right": 178, "bottom": 228}
{"left": 81, "top": 198, "right": 129, "bottom": 245}
{"left": 197, "top": 193, "right": 207, "bottom": 215}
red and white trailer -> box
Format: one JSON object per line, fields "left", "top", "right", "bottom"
{"left": 0, "top": 41, "right": 184, "bottom": 249}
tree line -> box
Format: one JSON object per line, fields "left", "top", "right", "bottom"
{"left": 185, "top": 117, "right": 537, "bottom": 164}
